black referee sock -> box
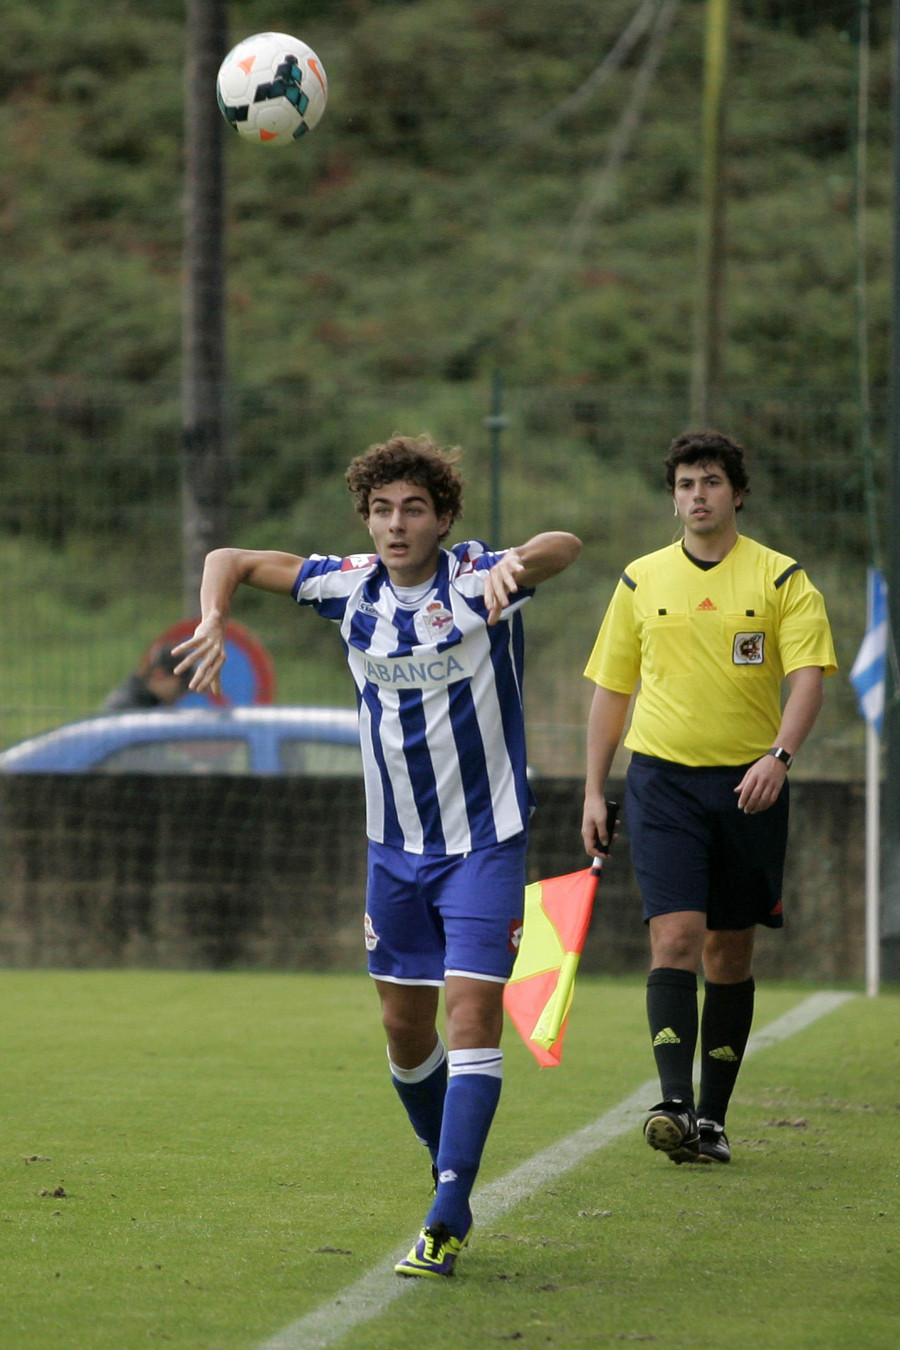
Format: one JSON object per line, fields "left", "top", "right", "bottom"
{"left": 646, "top": 967, "right": 698, "bottom": 1107}
{"left": 697, "top": 976, "right": 755, "bottom": 1127}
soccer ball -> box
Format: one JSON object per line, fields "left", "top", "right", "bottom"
{"left": 216, "top": 31, "right": 328, "bottom": 146}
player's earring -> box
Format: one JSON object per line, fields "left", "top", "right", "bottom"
{"left": 673, "top": 501, "right": 678, "bottom": 516}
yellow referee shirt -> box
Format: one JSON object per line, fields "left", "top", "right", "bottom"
{"left": 583, "top": 536, "right": 838, "bottom": 767}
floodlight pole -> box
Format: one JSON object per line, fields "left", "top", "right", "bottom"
{"left": 181, "top": 0, "right": 230, "bottom": 617}
{"left": 882, "top": 0, "right": 900, "bottom": 982}
{"left": 690, "top": 0, "right": 730, "bottom": 427}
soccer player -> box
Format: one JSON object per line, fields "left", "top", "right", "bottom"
{"left": 174, "top": 434, "right": 582, "bottom": 1275}
{"left": 581, "top": 430, "right": 836, "bottom": 1165}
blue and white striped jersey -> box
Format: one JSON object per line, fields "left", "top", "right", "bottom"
{"left": 293, "top": 541, "right": 535, "bottom": 855}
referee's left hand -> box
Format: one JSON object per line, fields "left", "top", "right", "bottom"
{"left": 735, "top": 755, "right": 788, "bottom": 814}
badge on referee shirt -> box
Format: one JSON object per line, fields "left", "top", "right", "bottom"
{"left": 733, "top": 631, "right": 765, "bottom": 664}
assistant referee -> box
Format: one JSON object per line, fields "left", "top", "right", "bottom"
{"left": 581, "top": 430, "right": 837, "bottom": 1165}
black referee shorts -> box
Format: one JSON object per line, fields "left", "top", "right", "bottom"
{"left": 625, "top": 752, "right": 788, "bottom": 930}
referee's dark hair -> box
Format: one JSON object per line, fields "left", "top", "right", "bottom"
{"left": 664, "top": 430, "right": 750, "bottom": 509}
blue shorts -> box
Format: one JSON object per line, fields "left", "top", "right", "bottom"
{"left": 364, "top": 833, "right": 528, "bottom": 985}
{"left": 625, "top": 753, "right": 788, "bottom": 930}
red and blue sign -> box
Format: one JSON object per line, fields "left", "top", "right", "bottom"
{"left": 154, "top": 619, "right": 276, "bottom": 707}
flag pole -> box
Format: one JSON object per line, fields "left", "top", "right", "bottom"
{"left": 851, "top": 567, "right": 887, "bottom": 995}
{"left": 865, "top": 713, "right": 881, "bottom": 996}
{"left": 864, "top": 564, "right": 882, "bottom": 998}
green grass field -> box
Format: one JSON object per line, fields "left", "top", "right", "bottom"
{"left": 3, "top": 972, "right": 897, "bottom": 1350}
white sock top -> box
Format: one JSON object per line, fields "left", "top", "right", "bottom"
{"left": 448, "top": 1047, "right": 503, "bottom": 1079}
{"left": 388, "top": 1033, "right": 447, "bottom": 1084}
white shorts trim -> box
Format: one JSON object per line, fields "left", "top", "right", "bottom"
{"left": 369, "top": 970, "right": 507, "bottom": 986}
{"left": 444, "top": 969, "right": 507, "bottom": 984}
{"left": 368, "top": 973, "right": 444, "bottom": 987}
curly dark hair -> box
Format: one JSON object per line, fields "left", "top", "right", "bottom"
{"left": 346, "top": 434, "right": 464, "bottom": 536}
{"left": 663, "top": 429, "right": 750, "bottom": 510}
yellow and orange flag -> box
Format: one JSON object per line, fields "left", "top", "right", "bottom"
{"left": 504, "top": 806, "right": 618, "bottom": 1067}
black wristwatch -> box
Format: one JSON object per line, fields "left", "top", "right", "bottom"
{"left": 768, "top": 747, "right": 793, "bottom": 769}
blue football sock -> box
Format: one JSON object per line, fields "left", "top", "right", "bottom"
{"left": 389, "top": 1036, "right": 447, "bottom": 1163}
{"left": 427, "top": 1047, "right": 502, "bottom": 1239}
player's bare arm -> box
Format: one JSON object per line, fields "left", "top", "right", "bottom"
{"left": 582, "top": 686, "right": 631, "bottom": 857}
{"left": 734, "top": 665, "right": 825, "bottom": 814}
{"left": 483, "top": 531, "right": 582, "bottom": 625}
{"left": 173, "top": 547, "right": 306, "bottom": 694}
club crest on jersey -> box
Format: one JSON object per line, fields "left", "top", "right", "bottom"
{"left": 414, "top": 600, "right": 454, "bottom": 644}
{"left": 733, "top": 631, "right": 765, "bottom": 665}
{"left": 364, "top": 911, "right": 379, "bottom": 951}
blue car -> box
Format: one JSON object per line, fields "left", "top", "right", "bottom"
{"left": 0, "top": 706, "right": 362, "bottom": 776}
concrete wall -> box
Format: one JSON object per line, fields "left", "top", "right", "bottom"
{"left": 0, "top": 774, "right": 867, "bottom": 981}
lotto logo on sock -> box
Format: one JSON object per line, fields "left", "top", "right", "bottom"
{"left": 438, "top": 1169, "right": 458, "bottom": 1184}
{"left": 364, "top": 912, "right": 379, "bottom": 951}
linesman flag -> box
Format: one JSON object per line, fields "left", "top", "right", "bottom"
{"left": 504, "top": 804, "right": 618, "bottom": 1067}
{"left": 850, "top": 568, "right": 888, "bottom": 733}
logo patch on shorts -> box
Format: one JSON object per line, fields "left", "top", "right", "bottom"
{"left": 364, "top": 912, "right": 379, "bottom": 951}
{"left": 733, "top": 631, "right": 765, "bottom": 664}
{"left": 508, "top": 919, "right": 523, "bottom": 953}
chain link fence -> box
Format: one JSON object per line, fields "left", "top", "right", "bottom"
{"left": 0, "top": 376, "right": 884, "bottom": 777}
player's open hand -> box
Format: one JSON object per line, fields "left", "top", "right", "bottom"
{"left": 172, "top": 618, "right": 227, "bottom": 698}
{"left": 483, "top": 548, "right": 525, "bottom": 626}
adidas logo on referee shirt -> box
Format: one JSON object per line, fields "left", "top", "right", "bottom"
{"left": 696, "top": 597, "right": 717, "bottom": 610}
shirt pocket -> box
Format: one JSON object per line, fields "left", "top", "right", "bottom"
{"left": 641, "top": 612, "right": 694, "bottom": 678}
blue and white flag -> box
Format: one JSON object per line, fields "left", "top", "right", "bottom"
{"left": 850, "top": 568, "right": 888, "bottom": 732}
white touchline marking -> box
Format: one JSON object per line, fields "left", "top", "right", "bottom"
{"left": 257, "top": 991, "right": 854, "bottom": 1350}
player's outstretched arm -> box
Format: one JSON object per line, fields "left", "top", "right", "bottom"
{"left": 173, "top": 548, "right": 306, "bottom": 695}
{"left": 483, "top": 531, "right": 581, "bottom": 625}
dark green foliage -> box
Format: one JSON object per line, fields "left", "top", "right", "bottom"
{"left": 738, "top": 0, "right": 891, "bottom": 40}
{"left": 0, "top": 0, "right": 890, "bottom": 395}
{"left": 0, "top": 1, "right": 888, "bottom": 755}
